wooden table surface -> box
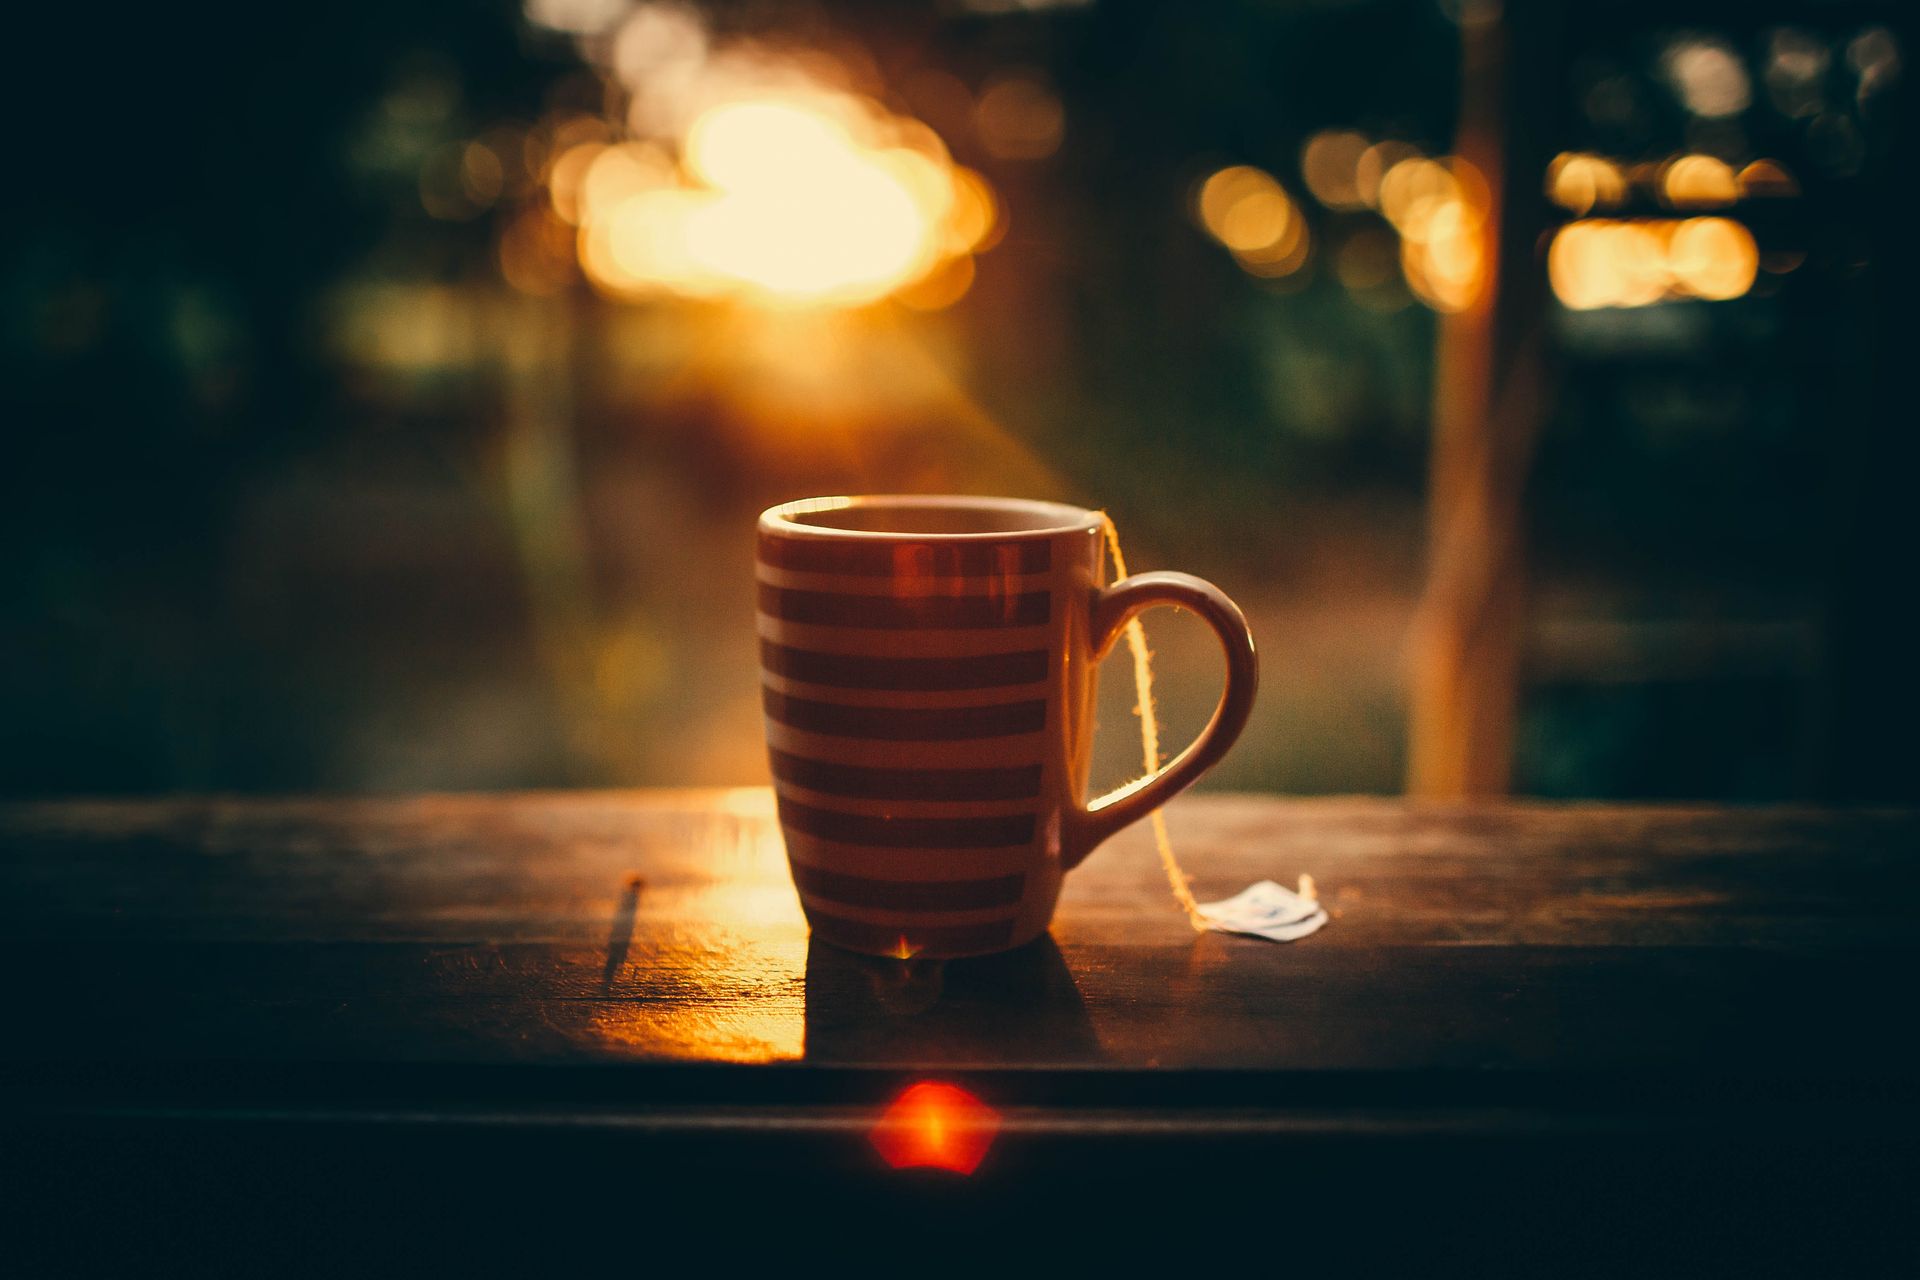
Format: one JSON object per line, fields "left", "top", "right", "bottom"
{"left": 4, "top": 792, "right": 1917, "bottom": 1267}
{"left": 4, "top": 789, "right": 1917, "bottom": 1085}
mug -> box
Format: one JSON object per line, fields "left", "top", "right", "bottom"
{"left": 757, "top": 495, "right": 1258, "bottom": 958}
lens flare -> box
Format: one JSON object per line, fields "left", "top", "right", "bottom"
{"left": 870, "top": 1081, "right": 1001, "bottom": 1175}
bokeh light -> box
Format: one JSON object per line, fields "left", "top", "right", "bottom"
{"left": 1662, "top": 154, "right": 1739, "bottom": 208}
{"left": 1549, "top": 216, "right": 1757, "bottom": 309}
{"left": 1668, "top": 217, "right": 1761, "bottom": 300}
{"left": 498, "top": 206, "right": 579, "bottom": 295}
{"left": 1301, "top": 129, "right": 1371, "bottom": 210}
{"left": 548, "top": 139, "right": 607, "bottom": 225}
{"left": 524, "top": 0, "right": 628, "bottom": 36}
{"left": 1336, "top": 228, "right": 1400, "bottom": 295}
{"left": 1355, "top": 139, "right": 1419, "bottom": 208}
{"left": 1661, "top": 37, "right": 1752, "bottom": 118}
{"left": 1765, "top": 27, "right": 1830, "bottom": 119}
{"left": 1197, "top": 165, "right": 1309, "bottom": 278}
{"left": 1199, "top": 142, "right": 1486, "bottom": 311}
{"left": 1547, "top": 152, "right": 1628, "bottom": 215}
{"left": 1400, "top": 199, "right": 1486, "bottom": 313}
{"left": 1738, "top": 158, "right": 1801, "bottom": 198}
{"left": 1384, "top": 157, "right": 1488, "bottom": 313}
{"left": 1847, "top": 27, "right": 1902, "bottom": 102}
{"left": 975, "top": 71, "right": 1066, "bottom": 161}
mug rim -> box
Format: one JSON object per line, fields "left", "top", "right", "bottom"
{"left": 759, "top": 494, "right": 1103, "bottom": 541}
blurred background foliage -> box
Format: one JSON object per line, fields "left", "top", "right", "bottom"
{"left": 2, "top": 0, "right": 1913, "bottom": 800}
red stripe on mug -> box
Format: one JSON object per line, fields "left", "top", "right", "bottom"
{"left": 762, "top": 688, "right": 1048, "bottom": 741}
{"left": 760, "top": 641, "right": 1051, "bottom": 692}
{"left": 757, "top": 584, "right": 1051, "bottom": 630}
{"left": 758, "top": 535, "right": 1051, "bottom": 578}
{"left": 776, "top": 796, "right": 1036, "bottom": 849}
{"left": 790, "top": 864, "right": 1027, "bottom": 911}
{"left": 768, "top": 748, "right": 1043, "bottom": 801}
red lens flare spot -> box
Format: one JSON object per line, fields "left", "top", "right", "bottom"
{"left": 870, "top": 1081, "right": 1000, "bottom": 1176}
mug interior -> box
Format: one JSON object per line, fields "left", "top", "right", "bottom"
{"left": 768, "top": 496, "right": 1099, "bottom": 538}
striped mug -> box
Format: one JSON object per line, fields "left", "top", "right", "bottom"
{"left": 757, "top": 495, "right": 1258, "bottom": 958}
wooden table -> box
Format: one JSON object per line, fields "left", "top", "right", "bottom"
{"left": 4, "top": 793, "right": 1917, "bottom": 1270}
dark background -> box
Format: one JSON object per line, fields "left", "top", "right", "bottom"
{"left": 3, "top": 0, "right": 1914, "bottom": 801}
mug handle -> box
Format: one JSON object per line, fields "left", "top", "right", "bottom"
{"left": 1062, "top": 571, "right": 1259, "bottom": 870}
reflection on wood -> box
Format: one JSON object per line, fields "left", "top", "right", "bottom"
{"left": 1, "top": 791, "right": 1916, "bottom": 1083}
{"left": 803, "top": 935, "right": 1103, "bottom": 1065}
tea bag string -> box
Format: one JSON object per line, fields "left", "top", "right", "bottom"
{"left": 1097, "top": 513, "right": 1209, "bottom": 931}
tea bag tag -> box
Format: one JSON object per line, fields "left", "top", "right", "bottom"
{"left": 1099, "top": 513, "right": 1328, "bottom": 945}
{"left": 1195, "top": 875, "right": 1329, "bottom": 942}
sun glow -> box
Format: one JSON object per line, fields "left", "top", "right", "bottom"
{"left": 567, "top": 92, "right": 995, "bottom": 309}
{"left": 516, "top": 4, "right": 999, "bottom": 310}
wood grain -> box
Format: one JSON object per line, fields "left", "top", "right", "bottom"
{"left": 2, "top": 792, "right": 1915, "bottom": 1095}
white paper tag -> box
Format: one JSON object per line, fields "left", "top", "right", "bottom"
{"left": 1196, "top": 877, "right": 1328, "bottom": 942}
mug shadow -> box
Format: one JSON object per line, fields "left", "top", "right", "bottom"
{"left": 803, "top": 933, "right": 1105, "bottom": 1066}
